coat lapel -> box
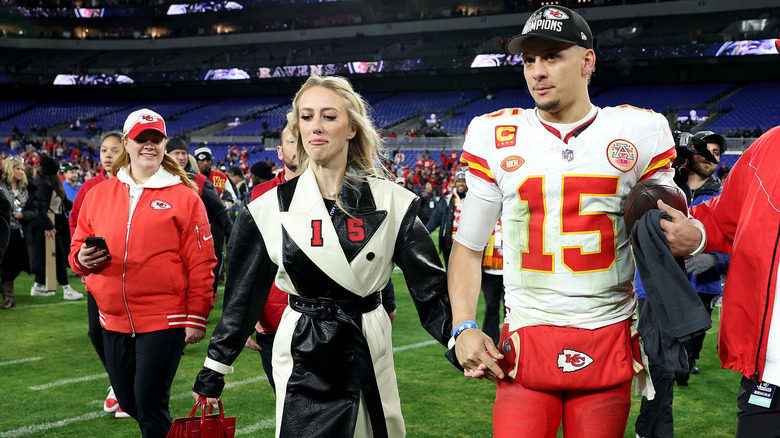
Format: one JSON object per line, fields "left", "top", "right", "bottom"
{"left": 280, "top": 169, "right": 362, "bottom": 292}
{"left": 333, "top": 177, "right": 388, "bottom": 263}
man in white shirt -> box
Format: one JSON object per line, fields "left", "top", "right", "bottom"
{"left": 448, "top": 5, "right": 678, "bottom": 437}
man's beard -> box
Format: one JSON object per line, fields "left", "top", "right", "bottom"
{"left": 691, "top": 161, "right": 716, "bottom": 179}
{"left": 284, "top": 156, "right": 298, "bottom": 173}
{"left": 537, "top": 98, "right": 561, "bottom": 113}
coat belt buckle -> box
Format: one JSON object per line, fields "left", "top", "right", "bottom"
{"left": 316, "top": 298, "right": 336, "bottom": 317}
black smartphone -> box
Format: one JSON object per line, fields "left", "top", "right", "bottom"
{"left": 85, "top": 237, "right": 110, "bottom": 253}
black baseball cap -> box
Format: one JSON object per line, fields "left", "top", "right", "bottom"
{"left": 506, "top": 5, "right": 593, "bottom": 55}
{"left": 693, "top": 131, "right": 727, "bottom": 154}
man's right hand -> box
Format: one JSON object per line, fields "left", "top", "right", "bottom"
{"left": 455, "top": 328, "right": 505, "bottom": 382}
{"left": 658, "top": 199, "right": 703, "bottom": 257}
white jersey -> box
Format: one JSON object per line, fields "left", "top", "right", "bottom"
{"left": 460, "top": 105, "right": 676, "bottom": 330}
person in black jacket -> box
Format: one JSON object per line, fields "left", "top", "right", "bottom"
{"left": 29, "top": 155, "right": 82, "bottom": 300}
{"left": 166, "top": 137, "right": 233, "bottom": 296}
{"left": 0, "top": 157, "right": 34, "bottom": 309}
{"left": 425, "top": 171, "right": 467, "bottom": 267}
{"left": 0, "top": 189, "right": 9, "bottom": 267}
{"left": 192, "top": 74, "right": 452, "bottom": 438}
{"left": 417, "top": 182, "right": 438, "bottom": 225}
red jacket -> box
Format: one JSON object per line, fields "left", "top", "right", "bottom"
{"left": 69, "top": 170, "right": 107, "bottom": 236}
{"left": 206, "top": 169, "right": 229, "bottom": 195}
{"left": 249, "top": 170, "right": 289, "bottom": 332}
{"left": 691, "top": 126, "right": 780, "bottom": 382}
{"left": 69, "top": 167, "right": 217, "bottom": 334}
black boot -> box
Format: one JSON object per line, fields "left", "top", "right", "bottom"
{"left": 1, "top": 281, "right": 15, "bottom": 310}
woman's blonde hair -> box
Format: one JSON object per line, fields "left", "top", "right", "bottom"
{"left": 113, "top": 137, "right": 197, "bottom": 191}
{"left": 2, "top": 157, "right": 27, "bottom": 187}
{"left": 287, "top": 75, "right": 389, "bottom": 212}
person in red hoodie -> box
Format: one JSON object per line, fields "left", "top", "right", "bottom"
{"left": 245, "top": 121, "right": 299, "bottom": 390}
{"left": 68, "top": 130, "right": 126, "bottom": 417}
{"left": 69, "top": 109, "right": 217, "bottom": 438}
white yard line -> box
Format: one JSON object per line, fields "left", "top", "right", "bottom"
{"left": 393, "top": 339, "right": 438, "bottom": 352}
{"left": 29, "top": 373, "right": 108, "bottom": 391}
{"left": 0, "top": 357, "right": 43, "bottom": 367}
{"left": 236, "top": 418, "right": 276, "bottom": 435}
{"left": 0, "top": 411, "right": 105, "bottom": 438}
{"left": 169, "top": 375, "right": 269, "bottom": 401}
{"left": 14, "top": 301, "right": 83, "bottom": 310}
{"left": 7, "top": 339, "right": 437, "bottom": 436}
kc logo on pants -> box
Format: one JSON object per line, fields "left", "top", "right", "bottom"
{"left": 557, "top": 349, "right": 594, "bottom": 372}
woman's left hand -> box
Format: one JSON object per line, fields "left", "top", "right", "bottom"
{"left": 185, "top": 327, "right": 206, "bottom": 344}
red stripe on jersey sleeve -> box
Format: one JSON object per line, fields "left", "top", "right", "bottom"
{"left": 639, "top": 146, "right": 676, "bottom": 181}
{"left": 461, "top": 150, "right": 496, "bottom": 184}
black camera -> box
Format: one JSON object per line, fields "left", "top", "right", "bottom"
{"left": 672, "top": 130, "right": 719, "bottom": 166}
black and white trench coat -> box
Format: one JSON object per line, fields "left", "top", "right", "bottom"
{"left": 194, "top": 167, "right": 453, "bottom": 438}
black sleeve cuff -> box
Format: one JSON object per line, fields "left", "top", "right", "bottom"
{"left": 192, "top": 367, "right": 226, "bottom": 398}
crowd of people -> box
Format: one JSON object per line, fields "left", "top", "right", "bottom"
{"left": 2, "top": 5, "right": 779, "bottom": 438}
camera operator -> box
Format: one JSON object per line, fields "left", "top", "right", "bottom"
{"left": 675, "top": 131, "right": 731, "bottom": 372}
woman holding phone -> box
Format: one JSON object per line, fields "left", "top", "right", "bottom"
{"left": 69, "top": 109, "right": 217, "bottom": 438}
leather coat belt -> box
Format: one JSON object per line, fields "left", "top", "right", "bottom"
{"left": 289, "top": 291, "right": 381, "bottom": 320}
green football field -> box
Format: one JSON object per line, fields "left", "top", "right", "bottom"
{"left": 0, "top": 270, "right": 740, "bottom": 437}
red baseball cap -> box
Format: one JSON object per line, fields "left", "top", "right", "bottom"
{"left": 123, "top": 108, "right": 167, "bottom": 140}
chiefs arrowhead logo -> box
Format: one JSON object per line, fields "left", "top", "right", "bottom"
{"left": 544, "top": 7, "right": 569, "bottom": 20}
{"left": 151, "top": 200, "right": 172, "bottom": 210}
{"left": 557, "top": 349, "right": 594, "bottom": 372}
{"left": 501, "top": 155, "right": 524, "bottom": 172}
{"left": 138, "top": 113, "right": 160, "bottom": 124}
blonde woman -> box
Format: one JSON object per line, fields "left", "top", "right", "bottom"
{"left": 193, "top": 75, "right": 453, "bottom": 437}
{"left": 70, "top": 109, "right": 217, "bottom": 438}
{"left": 0, "top": 157, "right": 34, "bottom": 309}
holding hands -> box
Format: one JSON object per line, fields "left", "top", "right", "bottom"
{"left": 455, "top": 326, "right": 505, "bottom": 382}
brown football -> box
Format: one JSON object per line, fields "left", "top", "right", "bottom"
{"left": 624, "top": 181, "right": 688, "bottom": 232}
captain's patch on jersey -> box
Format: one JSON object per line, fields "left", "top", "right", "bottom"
{"left": 500, "top": 155, "right": 524, "bottom": 172}
{"left": 557, "top": 349, "right": 594, "bottom": 372}
{"left": 606, "top": 139, "right": 638, "bottom": 172}
{"left": 495, "top": 125, "right": 518, "bottom": 148}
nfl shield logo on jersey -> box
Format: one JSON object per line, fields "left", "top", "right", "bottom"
{"left": 557, "top": 349, "right": 594, "bottom": 372}
{"left": 562, "top": 149, "right": 574, "bottom": 162}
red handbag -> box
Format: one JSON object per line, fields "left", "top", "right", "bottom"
{"left": 167, "top": 397, "right": 236, "bottom": 438}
